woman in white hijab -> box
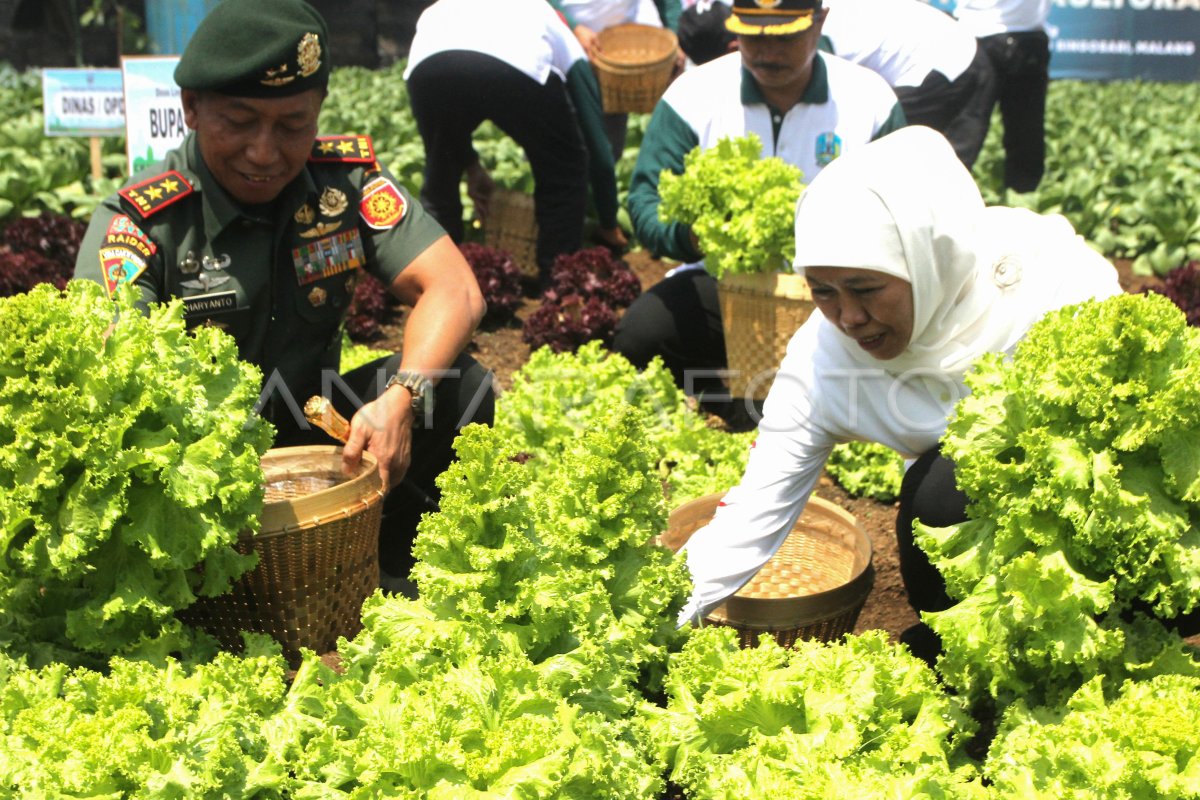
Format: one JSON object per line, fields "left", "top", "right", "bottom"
{"left": 676, "top": 126, "right": 1122, "bottom": 653}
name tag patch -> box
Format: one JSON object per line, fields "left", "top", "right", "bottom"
{"left": 292, "top": 229, "right": 364, "bottom": 286}
{"left": 183, "top": 291, "right": 238, "bottom": 318}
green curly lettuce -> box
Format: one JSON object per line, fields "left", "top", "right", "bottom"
{"left": 985, "top": 673, "right": 1200, "bottom": 798}
{"left": 658, "top": 134, "right": 805, "bottom": 279}
{"left": 0, "top": 281, "right": 274, "bottom": 666}
{"left": 918, "top": 292, "right": 1200, "bottom": 708}
{"left": 495, "top": 341, "right": 752, "bottom": 506}
{"left": 826, "top": 441, "right": 906, "bottom": 502}
{"left": 636, "top": 627, "right": 984, "bottom": 800}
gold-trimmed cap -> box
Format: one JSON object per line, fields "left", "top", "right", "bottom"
{"left": 174, "top": 0, "right": 330, "bottom": 98}
{"left": 726, "top": 0, "right": 821, "bottom": 36}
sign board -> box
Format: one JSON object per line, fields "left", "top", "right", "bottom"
{"left": 41, "top": 68, "right": 125, "bottom": 137}
{"left": 120, "top": 55, "right": 188, "bottom": 176}
{"left": 1048, "top": 1, "right": 1200, "bottom": 82}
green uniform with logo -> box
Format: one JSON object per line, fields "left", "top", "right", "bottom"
{"left": 75, "top": 131, "right": 442, "bottom": 408}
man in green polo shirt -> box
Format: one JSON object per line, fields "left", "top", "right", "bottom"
{"left": 73, "top": 0, "right": 493, "bottom": 593}
{"left": 613, "top": 0, "right": 905, "bottom": 428}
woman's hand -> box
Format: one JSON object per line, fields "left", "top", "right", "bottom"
{"left": 574, "top": 24, "right": 601, "bottom": 59}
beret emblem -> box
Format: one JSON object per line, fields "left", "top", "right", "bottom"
{"left": 298, "top": 33, "right": 322, "bottom": 78}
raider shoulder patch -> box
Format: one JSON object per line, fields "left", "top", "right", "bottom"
{"left": 118, "top": 170, "right": 193, "bottom": 219}
{"left": 310, "top": 135, "right": 375, "bottom": 164}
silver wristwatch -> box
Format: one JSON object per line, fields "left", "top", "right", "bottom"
{"left": 384, "top": 370, "right": 434, "bottom": 421}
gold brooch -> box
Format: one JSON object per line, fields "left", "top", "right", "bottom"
{"left": 298, "top": 33, "right": 322, "bottom": 78}
{"left": 319, "top": 187, "right": 348, "bottom": 217}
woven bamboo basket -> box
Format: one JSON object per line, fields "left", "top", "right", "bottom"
{"left": 661, "top": 492, "right": 874, "bottom": 648}
{"left": 179, "top": 446, "right": 384, "bottom": 666}
{"left": 592, "top": 24, "right": 679, "bottom": 113}
{"left": 717, "top": 272, "right": 815, "bottom": 401}
{"left": 483, "top": 188, "right": 539, "bottom": 279}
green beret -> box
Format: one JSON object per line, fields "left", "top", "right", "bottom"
{"left": 174, "top": 0, "right": 330, "bottom": 98}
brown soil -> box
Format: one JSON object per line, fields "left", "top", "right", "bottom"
{"left": 370, "top": 251, "right": 1163, "bottom": 646}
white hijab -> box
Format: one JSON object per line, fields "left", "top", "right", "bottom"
{"left": 791, "top": 126, "right": 1119, "bottom": 382}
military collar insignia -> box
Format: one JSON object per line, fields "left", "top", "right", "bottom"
{"left": 118, "top": 170, "right": 193, "bottom": 219}
{"left": 309, "top": 135, "right": 376, "bottom": 164}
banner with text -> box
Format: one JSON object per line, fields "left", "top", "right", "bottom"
{"left": 42, "top": 68, "right": 125, "bottom": 137}
{"left": 120, "top": 55, "right": 187, "bottom": 176}
{"left": 1048, "top": 0, "right": 1200, "bottom": 81}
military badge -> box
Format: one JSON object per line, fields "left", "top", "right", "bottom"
{"left": 359, "top": 176, "right": 407, "bottom": 230}
{"left": 105, "top": 215, "right": 156, "bottom": 259}
{"left": 261, "top": 62, "right": 295, "bottom": 87}
{"left": 309, "top": 135, "right": 375, "bottom": 164}
{"left": 298, "top": 33, "right": 322, "bottom": 78}
{"left": 294, "top": 203, "right": 316, "bottom": 225}
{"left": 319, "top": 187, "right": 348, "bottom": 217}
{"left": 815, "top": 132, "right": 842, "bottom": 168}
{"left": 300, "top": 221, "right": 343, "bottom": 239}
{"left": 118, "top": 170, "right": 193, "bottom": 218}
{"left": 291, "top": 229, "right": 365, "bottom": 286}
{"left": 307, "top": 286, "right": 328, "bottom": 307}
{"left": 99, "top": 245, "right": 147, "bottom": 298}
{"left": 182, "top": 253, "right": 231, "bottom": 291}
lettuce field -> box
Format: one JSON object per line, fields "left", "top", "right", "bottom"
{"left": 1, "top": 60, "right": 1200, "bottom": 798}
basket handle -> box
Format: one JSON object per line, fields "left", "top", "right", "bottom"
{"left": 304, "top": 396, "right": 351, "bottom": 443}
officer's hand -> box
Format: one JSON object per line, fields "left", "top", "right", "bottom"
{"left": 594, "top": 225, "right": 628, "bottom": 253}
{"left": 466, "top": 161, "right": 495, "bottom": 222}
{"left": 574, "top": 24, "right": 601, "bottom": 59}
{"left": 342, "top": 388, "right": 414, "bottom": 490}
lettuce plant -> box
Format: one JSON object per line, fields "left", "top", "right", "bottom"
{"left": 0, "top": 281, "right": 273, "bottom": 666}
{"left": 918, "top": 293, "right": 1200, "bottom": 709}
{"left": 658, "top": 134, "right": 805, "bottom": 279}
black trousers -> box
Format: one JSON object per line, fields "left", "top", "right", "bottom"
{"left": 962, "top": 30, "right": 1051, "bottom": 192}
{"left": 270, "top": 351, "right": 495, "bottom": 580}
{"left": 611, "top": 268, "right": 728, "bottom": 401}
{"left": 894, "top": 44, "right": 996, "bottom": 170}
{"left": 407, "top": 50, "right": 590, "bottom": 278}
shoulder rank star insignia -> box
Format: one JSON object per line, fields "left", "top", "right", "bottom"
{"left": 309, "top": 135, "right": 375, "bottom": 164}
{"left": 118, "top": 170, "right": 193, "bottom": 219}
{"left": 360, "top": 176, "right": 407, "bottom": 230}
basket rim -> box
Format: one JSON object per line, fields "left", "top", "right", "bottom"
{"left": 594, "top": 23, "right": 678, "bottom": 69}
{"left": 258, "top": 445, "right": 384, "bottom": 534}
{"left": 664, "top": 492, "right": 875, "bottom": 626}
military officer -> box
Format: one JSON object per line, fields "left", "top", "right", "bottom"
{"left": 73, "top": 0, "right": 492, "bottom": 593}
